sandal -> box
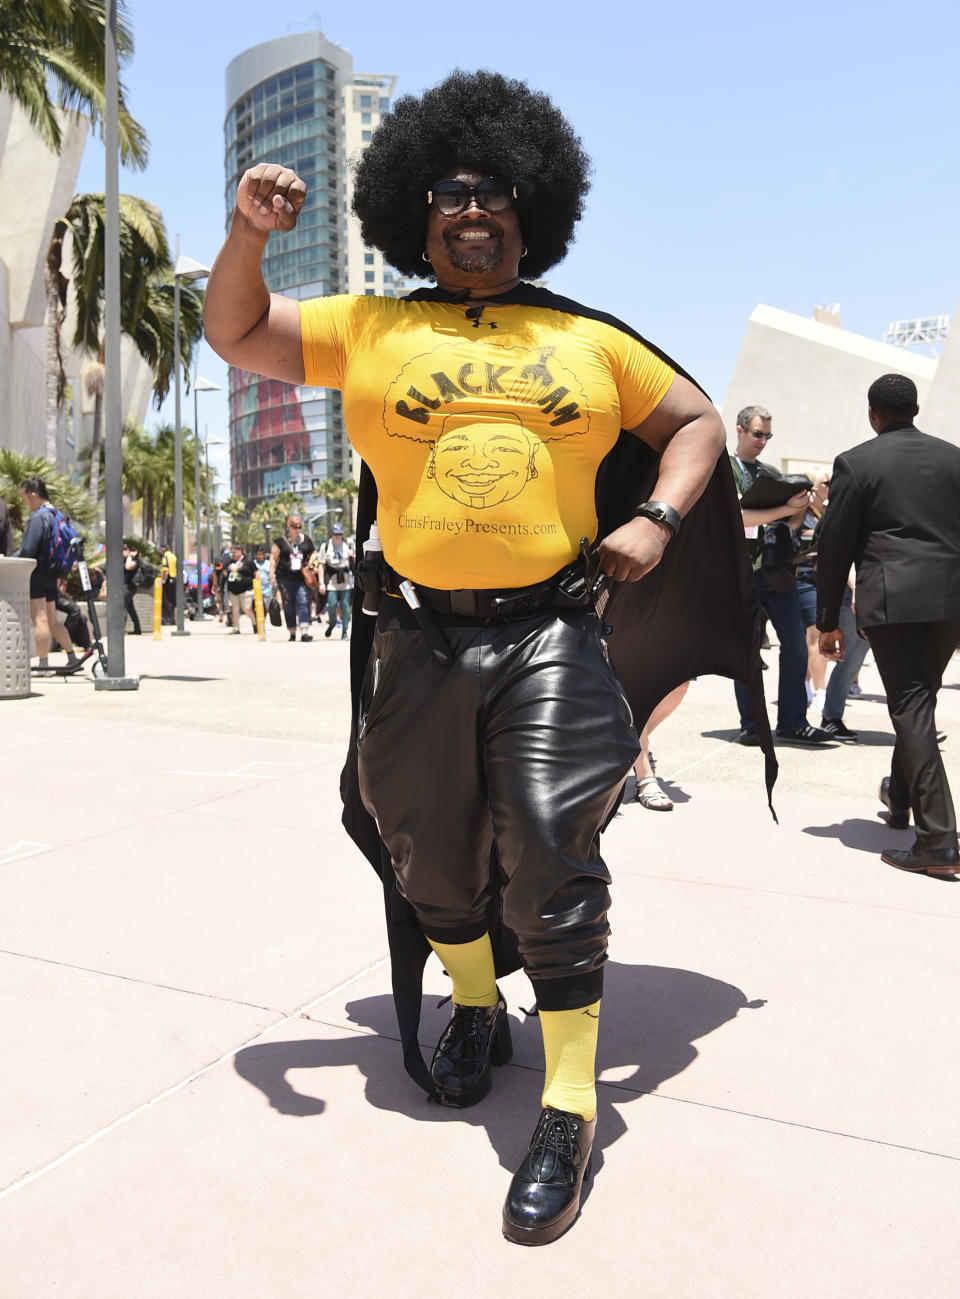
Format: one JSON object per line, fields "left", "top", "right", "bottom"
{"left": 635, "top": 775, "right": 673, "bottom": 811}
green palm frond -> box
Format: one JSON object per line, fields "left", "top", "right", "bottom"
{"left": 0, "top": 1, "right": 146, "bottom": 167}
{"left": 0, "top": 448, "right": 99, "bottom": 535}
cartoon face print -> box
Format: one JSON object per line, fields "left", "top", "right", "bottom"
{"left": 427, "top": 412, "right": 538, "bottom": 509}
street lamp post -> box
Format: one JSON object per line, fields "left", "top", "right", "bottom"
{"left": 191, "top": 377, "right": 220, "bottom": 619}
{"left": 96, "top": 0, "right": 137, "bottom": 690}
{"left": 172, "top": 246, "right": 211, "bottom": 637}
{"left": 203, "top": 436, "right": 224, "bottom": 568}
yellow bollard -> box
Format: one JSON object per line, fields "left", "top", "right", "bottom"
{"left": 253, "top": 575, "right": 266, "bottom": 641}
{"left": 152, "top": 575, "right": 163, "bottom": 640}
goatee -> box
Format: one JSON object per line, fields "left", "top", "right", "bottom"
{"left": 446, "top": 233, "right": 504, "bottom": 275}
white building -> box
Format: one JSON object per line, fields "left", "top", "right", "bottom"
{"left": 0, "top": 93, "right": 152, "bottom": 472}
{"left": 721, "top": 302, "right": 955, "bottom": 478}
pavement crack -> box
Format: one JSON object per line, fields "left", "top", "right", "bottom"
{"left": 0, "top": 954, "right": 390, "bottom": 1203}
{"left": 0, "top": 948, "right": 283, "bottom": 1014}
{"left": 599, "top": 1082, "right": 960, "bottom": 1163}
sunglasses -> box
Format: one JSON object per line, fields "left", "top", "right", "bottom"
{"left": 427, "top": 177, "right": 517, "bottom": 217}
{"left": 750, "top": 432, "right": 774, "bottom": 441}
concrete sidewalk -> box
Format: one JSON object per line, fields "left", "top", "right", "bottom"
{"left": 2, "top": 618, "right": 959, "bottom": 1297}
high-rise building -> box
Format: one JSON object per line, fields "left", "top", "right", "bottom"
{"left": 223, "top": 32, "right": 399, "bottom": 524}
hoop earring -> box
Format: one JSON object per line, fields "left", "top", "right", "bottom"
{"left": 422, "top": 250, "right": 431, "bottom": 264}
{"left": 521, "top": 245, "right": 528, "bottom": 258}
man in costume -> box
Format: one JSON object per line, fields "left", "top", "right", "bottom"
{"left": 205, "top": 69, "right": 770, "bottom": 1245}
{"left": 817, "top": 374, "right": 960, "bottom": 877}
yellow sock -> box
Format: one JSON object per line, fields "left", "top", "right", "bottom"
{"left": 540, "top": 1000, "right": 600, "bottom": 1121}
{"left": 427, "top": 933, "right": 498, "bottom": 1008}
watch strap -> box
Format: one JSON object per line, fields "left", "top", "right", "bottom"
{"left": 634, "top": 500, "right": 681, "bottom": 537}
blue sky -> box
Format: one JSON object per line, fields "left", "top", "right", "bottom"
{"left": 76, "top": 0, "right": 960, "bottom": 493}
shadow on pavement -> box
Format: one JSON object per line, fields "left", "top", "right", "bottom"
{"left": 804, "top": 816, "right": 912, "bottom": 852}
{"left": 233, "top": 961, "right": 765, "bottom": 1173}
{"left": 138, "top": 674, "right": 220, "bottom": 683}
{"left": 702, "top": 725, "right": 894, "bottom": 748}
{"left": 834, "top": 728, "right": 894, "bottom": 747}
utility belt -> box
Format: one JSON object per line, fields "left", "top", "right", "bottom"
{"left": 356, "top": 542, "right": 607, "bottom": 666}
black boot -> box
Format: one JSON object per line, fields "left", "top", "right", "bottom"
{"left": 430, "top": 992, "right": 512, "bottom": 1107}
{"left": 502, "top": 1108, "right": 596, "bottom": 1246}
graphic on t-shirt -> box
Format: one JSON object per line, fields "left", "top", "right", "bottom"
{"left": 382, "top": 342, "right": 590, "bottom": 510}
{"left": 426, "top": 411, "right": 539, "bottom": 509}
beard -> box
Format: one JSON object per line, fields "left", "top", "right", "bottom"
{"left": 445, "top": 230, "right": 504, "bottom": 274}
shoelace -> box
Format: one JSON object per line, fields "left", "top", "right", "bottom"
{"left": 528, "top": 1110, "right": 582, "bottom": 1182}
{"left": 438, "top": 1003, "right": 493, "bottom": 1051}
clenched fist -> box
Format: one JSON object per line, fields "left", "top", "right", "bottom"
{"left": 597, "top": 516, "right": 671, "bottom": 583}
{"left": 236, "top": 163, "right": 306, "bottom": 234}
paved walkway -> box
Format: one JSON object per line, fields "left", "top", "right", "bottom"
{"left": 2, "top": 618, "right": 959, "bottom": 1297}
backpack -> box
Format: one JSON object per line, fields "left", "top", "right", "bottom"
{"left": 133, "top": 559, "right": 159, "bottom": 588}
{"left": 43, "top": 506, "right": 79, "bottom": 576}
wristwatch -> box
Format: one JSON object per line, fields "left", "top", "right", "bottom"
{"left": 634, "top": 500, "right": 681, "bottom": 538}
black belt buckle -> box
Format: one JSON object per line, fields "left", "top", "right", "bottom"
{"left": 489, "top": 583, "right": 551, "bottom": 619}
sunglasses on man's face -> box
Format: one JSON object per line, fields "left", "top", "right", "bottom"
{"left": 427, "top": 177, "right": 517, "bottom": 217}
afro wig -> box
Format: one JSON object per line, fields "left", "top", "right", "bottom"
{"left": 351, "top": 69, "right": 591, "bottom": 280}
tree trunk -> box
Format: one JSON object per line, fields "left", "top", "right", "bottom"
{"left": 85, "top": 358, "right": 106, "bottom": 503}
{"left": 44, "top": 270, "right": 62, "bottom": 464}
{"left": 89, "top": 389, "right": 104, "bottom": 502}
{"left": 44, "top": 219, "right": 69, "bottom": 467}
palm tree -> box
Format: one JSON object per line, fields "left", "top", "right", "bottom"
{"left": 46, "top": 193, "right": 204, "bottom": 487}
{"left": 315, "top": 477, "right": 358, "bottom": 531}
{"left": 0, "top": 448, "right": 98, "bottom": 539}
{"left": 250, "top": 501, "right": 282, "bottom": 547}
{"left": 336, "top": 477, "right": 359, "bottom": 531}
{"left": 0, "top": 1, "right": 147, "bottom": 165}
{"left": 219, "top": 493, "right": 247, "bottom": 545}
{"left": 77, "top": 419, "right": 209, "bottom": 546}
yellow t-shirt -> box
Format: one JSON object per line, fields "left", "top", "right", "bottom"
{"left": 300, "top": 295, "right": 674, "bottom": 589}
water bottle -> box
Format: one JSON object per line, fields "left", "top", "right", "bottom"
{"left": 361, "top": 520, "right": 383, "bottom": 616}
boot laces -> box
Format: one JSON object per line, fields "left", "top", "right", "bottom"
{"left": 529, "top": 1109, "right": 581, "bottom": 1182}
{"left": 440, "top": 1002, "right": 493, "bottom": 1050}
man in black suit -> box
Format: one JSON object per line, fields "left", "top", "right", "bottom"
{"left": 817, "top": 374, "right": 960, "bottom": 876}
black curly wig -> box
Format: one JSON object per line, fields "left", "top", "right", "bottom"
{"left": 351, "top": 69, "right": 591, "bottom": 280}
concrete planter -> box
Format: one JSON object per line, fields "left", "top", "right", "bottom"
{"left": 0, "top": 558, "right": 36, "bottom": 699}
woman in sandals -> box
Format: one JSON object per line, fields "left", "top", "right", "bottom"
{"left": 633, "top": 681, "right": 690, "bottom": 810}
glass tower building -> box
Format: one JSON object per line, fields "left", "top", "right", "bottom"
{"left": 223, "top": 33, "right": 398, "bottom": 523}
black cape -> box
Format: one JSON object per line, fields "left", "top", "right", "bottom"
{"left": 340, "top": 283, "right": 775, "bottom": 1094}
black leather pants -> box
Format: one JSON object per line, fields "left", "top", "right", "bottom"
{"left": 356, "top": 603, "right": 639, "bottom": 1010}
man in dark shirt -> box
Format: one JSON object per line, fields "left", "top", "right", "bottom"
{"left": 122, "top": 544, "right": 143, "bottom": 635}
{"left": 226, "top": 542, "right": 257, "bottom": 633}
{"left": 818, "top": 374, "right": 960, "bottom": 876}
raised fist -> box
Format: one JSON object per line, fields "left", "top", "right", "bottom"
{"left": 236, "top": 163, "right": 306, "bottom": 233}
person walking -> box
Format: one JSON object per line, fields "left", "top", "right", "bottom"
{"left": 269, "top": 514, "right": 314, "bottom": 642}
{"left": 159, "top": 543, "right": 177, "bottom": 625}
{"left": 818, "top": 374, "right": 960, "bottom": 876}
{"left": 15, "top": 477, "right": 78, "bottom": 670}
{"left": 319, "top": 521, "right": 354, "bottom": 639}
{"left": 226, "top": 542, "right": 258, "bottom": 633}
{"left": 254, "top": 545, "right": 272, "bottom": 604}
{"left": 122, "top": 544, "right": 143, "bottom": 634}
{"left": 204, "top": 69, "right": 754, "bottom": 1245}
{"left": 730, "top": 409, "right": 832, "bottom": 747}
